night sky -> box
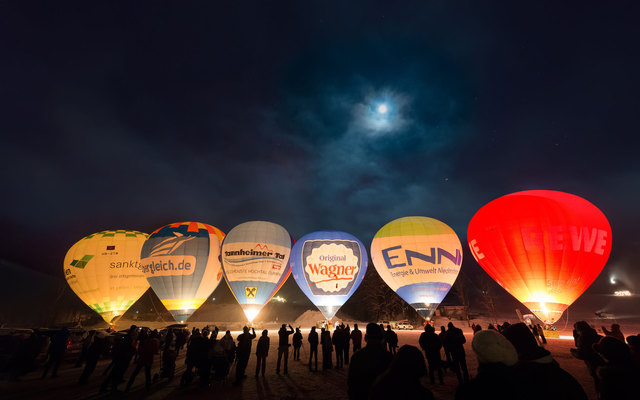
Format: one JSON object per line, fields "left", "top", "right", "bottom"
{"left": 1, "top": 2, "right": 639, "bottom": 309}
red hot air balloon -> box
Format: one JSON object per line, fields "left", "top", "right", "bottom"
{"left": 467, "top": 190, "right": 612, "bottom": 324}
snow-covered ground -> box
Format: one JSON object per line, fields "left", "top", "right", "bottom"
{"left": 5, "top": 312, "right": 637, "bottom": 400}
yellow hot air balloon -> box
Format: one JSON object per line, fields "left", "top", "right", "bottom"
{"left": 63, "top": 230, "right": 150, "bottom": 324}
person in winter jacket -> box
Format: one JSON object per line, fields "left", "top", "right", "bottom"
{"left": 419, "top": 324, "right": 444, "bottom": 384}
{"left": 292, "top": 328, "right": 302, "bottom": 361}
{"left": 255, "top": 330, "right": 270, "bottom": 377}
{"left": 571, "top": 321, "right": 603, "bottom": 392}
{"left": 455, "top": 329, "right": 520, "bottom": 400}
{"left": 593, "top": 336, "right": 640, "bottom": 400}
{"left": 505, "top": 322, "right": 587, "bottom": 400}
{"left": 308, "top": 326, "right": 319, "bottom": 371}
{"left": 445, "top": 322, "right": 469, "bottom": 383}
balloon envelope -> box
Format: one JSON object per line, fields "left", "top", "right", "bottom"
{"left": 290, "top": 231, "right": 367, "bottom": 320}
{"left": 370, "top": 217, "right": 463, "bottom": 319}
{"left": 467, "top": 190, "right": 612, "bottom": 324}
{"left": 64, "top": 230, "right": 150, "bottom": 324}
{"left": 140, "top": 222, "right": 225, "bottom": 322}
{"left": 221, "top": 221, "right": 292, "bottom": 322}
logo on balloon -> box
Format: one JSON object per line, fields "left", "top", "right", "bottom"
{"left": 302, "top": 240, "right": 361, "bottom": 295}
{"left": 245, "top": 286, "right": 257, "bottom": 298}
{"left": 70, "top": 255, "right": 94, "bottom": 269}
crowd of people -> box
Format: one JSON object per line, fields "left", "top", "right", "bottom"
{"left": 1, "top": 319, "right": 639, "bottom": 399}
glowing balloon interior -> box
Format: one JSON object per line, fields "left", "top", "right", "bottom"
{"left": 221, "top": 221, "right": 293, "bottom": 322}
{"left": 370, "top": 217, "right": 462, "bottom": 319}
{"left": 467, "top": 190, "right": 612, "bottom": 324}
{"left": 290, "top": 231, "right": 367, "bottom": 320}
{"left": 140, "top": 222, "right": 225, "bottom": 322}
{"left": 64, "top": 230, "right": 150, "bottom": 324}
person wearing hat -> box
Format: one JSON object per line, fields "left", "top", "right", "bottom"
{"left": 593, "top": 336, "right": 639, "bottom": 400}
{"left": 347, "top": 323, "right": 392, "bottom": 400}
{"left": 455, "top": 329, "right": 520, "bottom": 399}
{"left": 504, "top": 322, "right": 587, "bottom": 400}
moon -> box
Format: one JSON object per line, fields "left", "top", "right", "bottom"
{"left": 377, "top": 103, "right": 388, "bottom": 114}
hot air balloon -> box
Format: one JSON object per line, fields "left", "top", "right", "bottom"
{"left": 467, "top": 190, "right": 612, "bottom": 324}
{"left": 370, "top": 217, "right": 463, "bottom": 319}
{"left": 221, "top": 221, "right": 293, "bottom": 322}
{"left": 63, "top": 230, "right": 150, "bottom": 324}
{"left": 289, "top": 231, "right": 367, "bottom": 320}
{"left": 140, "top": 222, "right": 225, "bottom": 322}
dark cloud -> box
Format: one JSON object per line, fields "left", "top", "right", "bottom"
{"left": 1, "top": 1, "right": 639, "bottom": 303}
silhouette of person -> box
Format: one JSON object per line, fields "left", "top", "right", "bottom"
{"left": 126, "top": 330, "right": 160, "bottom": 392}
{"left": 255, "top": 330, "right": 269, "bottom": 377}
{"left": 419, "top": 324, "right": 444, "bottom": 384}
{"left": 234, "top": 326, "right": 256, "bottom": 384}
{"left": 593, "top": 336, "right": 639, "bottom": 400}
{"left": 456, "top": 329, "right": 520, "bottom": 399}
{"left": 347, "top": 323, "right": 393, "bottom": 400}
{"left": 571, "top": 321, "right": 603, "bottom": 392}
{"left": 344, "top": 324, "right": 351, "bottom": 364}
{"left": 504, "top": 322, "right": 587, "bottom": 399}
{"left": 439, "top": 325, "right": 452, "bottom": 372}
{"left": 292, "top": 327, "right": 302, "bottom": 361}
{"left": 321, "top": 327, "right": 333, "bottom": 370}
{"left": 78, "top": 331, "right": 107, "bottom": 384}
{"left": 385, "top": 325, "right": 398, "bottom": 355}
{"left": 276, "top": 324, "right": 294, "bottom": 374}
{"left": 100, "top": 325, "right": 138, "bottom": 393}
{"left": 445, "top": 322, "right": 469, "bottom": 384}
{"left": 333, "top": 325, "right": 345, "bottom": 368}
{"left": 308, "top": 326, "right": 319, "bottom": 371}
{"left": 370, "top": 345, "right": 434, "bottom": 400}
{"left": 220, "top": 330, "right": 236, "bottom": 369}
{"left": 351, "top": 324, "right": 363, "bottom": 353}
{"left": 601, "top": 323, "right": 625, "bottom": 342}
{"left": 41, "top": 327, "right": 70, "bottom": 379}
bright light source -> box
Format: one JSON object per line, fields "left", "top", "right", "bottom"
{"left": 614, "top": 290, "right": 632, "bottom": 297}
{"left": 243, "top": 308, "right": 260, "bottom": 322}
{"left": 377, "top": 103, "right": 388, "bottom": 114}
{"left": 272, "top": 296, "right": 286, "bottom": 303}
{"left": 610, "top": 276, "right": 617, "bottom": 284}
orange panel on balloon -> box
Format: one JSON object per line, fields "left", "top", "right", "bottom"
{"left": 467, "top": 190, "right": 612, "bottom": 324}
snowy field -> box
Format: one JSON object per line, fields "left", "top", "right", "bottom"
{"left": 4, "top": 316, "right": 634, "bottom": 400}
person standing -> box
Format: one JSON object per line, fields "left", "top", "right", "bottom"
{"left": 235, "top": 326, "right": 256, "bottom": 384}
{"left": 321, "top": 328, "right": 333, "bottom": 370}
{"left": 308, "top": 326, "right": 319, "bottom": 371}
{"left": 344, "top": 325, "right": 351, "bottom": 365}
{"left": 42, "top": 327, "right": 70, "bottom": 379}
{"left": 276, "top": 324, "right": 294, "bottom": 375}
{"left": 348, "top": 323, "right": 393, "bottom": 400}
{"left": 78, "top": 331, "right": 107, "bottom": 384}
{"left": 386, "top": 325, "right": 398, "bottom": 356}
{"left": 419, "top": 325, "right": 444, "bottom": 384}
{"left": 126, "top": 330, "right": 160, "bottom": 392}
{"left": 445, "top": 322, "right": 469, "bottom": 384}
{"left": 100, "top": 326, "right": 138, "bottom": 393}
{"left": 439, "top": 325, "right": 452, "bottom": 372}
{"left": 351, "top": 324, "right": 362, "bottom": 353}
{"left": 255, "top": 330, "right": 269, "bottom": 377}
{"left": 333, "top": 325, "right": 345, "bottom": 368}
{"left": 220, "top": 330, "right": 236, "bottom": 369}
{"left": 292, "top": 328, "right": 302, "bottom": 361}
